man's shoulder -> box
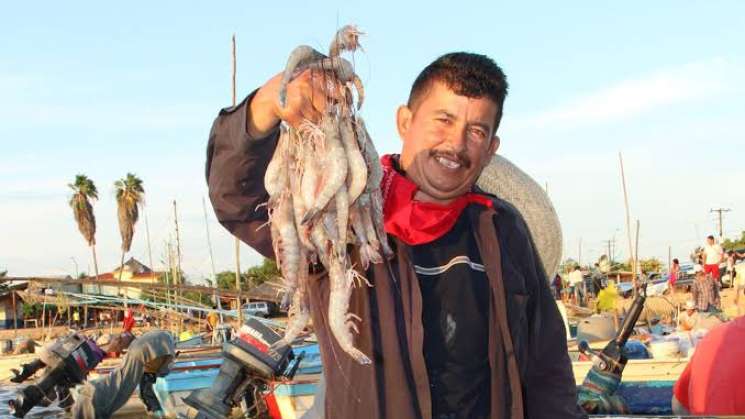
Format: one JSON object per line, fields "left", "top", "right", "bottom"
{"left": 472, "top": 188, "right": 526, "bottom": 229}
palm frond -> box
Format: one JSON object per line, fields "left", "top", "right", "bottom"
{"left": 114, "top": 173, "right": 145, "bottom": 252}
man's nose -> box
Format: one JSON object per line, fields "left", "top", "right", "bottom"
{"left": 446, "top": 126, "right": 468, "bottom": 152}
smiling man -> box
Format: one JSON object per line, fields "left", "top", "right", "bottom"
{"left": 207, "top": 52, "right": 583, "bottom": 419}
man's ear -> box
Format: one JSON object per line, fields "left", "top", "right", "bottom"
{"left": 396, "top": 105, "right": 412, "bottom": 141}
{"left": 489, "top": 135, "right": 500, "bottom": 155}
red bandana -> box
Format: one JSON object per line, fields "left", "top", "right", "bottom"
{"left": 380, "top": 154, "right": 493, "bottom": 245}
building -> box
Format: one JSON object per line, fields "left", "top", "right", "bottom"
{"left": 0, "top": 281, "right": 26, "bottom": 329}
{"left": 83, "top": 258, "right": 163, "bottom": 300}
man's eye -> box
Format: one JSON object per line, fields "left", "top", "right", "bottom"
{"left": 470, "top": 128, "right": 487, "bottom": 140}
{"left": 436, "top": 118, "right": 451, "bottom": 125}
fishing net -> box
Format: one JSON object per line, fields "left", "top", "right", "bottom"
{"left": 476, "top": 154, "right": 563, "bottom": 279}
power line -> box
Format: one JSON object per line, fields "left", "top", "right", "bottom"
{"left": 710, "top": 208, "right": 732, "bottom": 240}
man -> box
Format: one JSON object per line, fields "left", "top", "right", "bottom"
{"left": 691, "top": 271, "right": 719, "bottom": 312}
{"left": 677, "top": 300, "right": 699, "bottom": 332}
{"left": 207, "top": 52, "right": 582, "bottom": 418}
{"left": 672, "top": 315, "right": 745, "bottom": 415}
{"left": 568, "top": 265, "right": 584, "bottom": 305}
{"left": 735, "top": 262, "right": 745, "bottom": 313}
{"left": 72, "top": 330, "right": 175, "bottom": 418}
{"left": 702, "top": 235, "right": 723, "bottom": 283}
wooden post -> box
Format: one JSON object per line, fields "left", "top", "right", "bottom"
{"left": 12, "top": 290, "right": 18, "bottom": 337}
{"left": 203, "top": 197, "right": 224, "bottom": 323}
{"left": 619, "top": 153, "right": 635, "bottom": 282}
{"left": 84, "top": 304, "right": 88, "bottom": 328}
{"left": 232, "top": 33, "right": 243, "bottom": 326}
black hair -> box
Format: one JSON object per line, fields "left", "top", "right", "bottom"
{"left": 707, "top": 235, "right": 715, "bottom": 241}
{"left": 673, "top": 258, "right": 679, "bottom": 264}
{"left": 407, "top": 52, "right": 509, "bottom": 131}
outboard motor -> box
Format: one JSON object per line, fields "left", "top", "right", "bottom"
{"left": 577, "top": 283, "right": 647, "bottom": 414}
{"left": 183, "top": 317, "right": 303, "bottom": 419}
{"left": 8, "top": 334, "right": 105, "bottom": 418}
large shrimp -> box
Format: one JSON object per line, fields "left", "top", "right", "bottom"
{"left": 273, "top": 190, "right": 301, "bottom": 291}
{"left": 288, "top": 130, "right": 316, "bottom": 252}
{"left": 370, "top": 190, "right": 393, "bottom": 258}
{"left": 327, "top": 253, "right": 371, "bottom": 364}
{"left": 275, "top": 249, "right": 311, "bottom": 348}
{"left": 354, "top": 115, "right": 382, "bottom": 192}
{"left": 329, "top": 25, "right": 363, "bottom": 57}
{"left": 339, "top": 114, "right": 368, "bottom": 203}
{"left": 278, "top": 46, "right": 326, "bottom": 109}
{"left": 350, "top": 202, "right": 382, "bottom": 269}
{"left": 306, "top": 57, "right": 365, "bottom": 110}
{"left": 302, "top": 116, "right": 348, "bottom": 224}
{"left": 334, "top": 184, "right": 350, "bottom": 258}
{"left": 264, "top": 125, "right": 290, "bottom": 202}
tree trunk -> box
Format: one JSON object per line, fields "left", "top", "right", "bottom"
{"left": 91, "top": 244, "right": 100, "bottom": 280}
{"left": 119, "top": 251, "right": 128, "bottom": 308}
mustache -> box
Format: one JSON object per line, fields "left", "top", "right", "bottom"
{"left": 429, "top": 149, "right": 471, "bottom": 169}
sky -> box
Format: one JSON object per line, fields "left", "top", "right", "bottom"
{"left": 2, "top": 1, "right": 744, "bottom": 280}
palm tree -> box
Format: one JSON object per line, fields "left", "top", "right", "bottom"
{"left": 114, "top": 173, "right": 145, "bottom": 306}
{"left": 68, "top": 174, "right": 100, "bottom": 280}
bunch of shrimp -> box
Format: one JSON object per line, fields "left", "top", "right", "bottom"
{"left": 265, "top": 25, "right": 392, "bottom": 365}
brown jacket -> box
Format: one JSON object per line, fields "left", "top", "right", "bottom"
{"left": 206, "top": 94, "right": 584, "bottom": 419}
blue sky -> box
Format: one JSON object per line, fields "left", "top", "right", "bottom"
{"left": 2, "top": 1, "right": 744, "bottom": 278}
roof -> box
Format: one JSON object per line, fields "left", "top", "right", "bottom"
{"left": 115, "top": 257, "right": 154, "bottom": 274}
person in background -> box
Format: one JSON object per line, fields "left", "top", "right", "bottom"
{"left": 568, "top": 265, "right": 584, "bottom": 306}
{"left": 596, "top": 280, "right": 618, "bottom": 313}
{"left": 725, "top": 250, "right": 745, "bottom": 285}
{"left": 552, "top": 273, "right": 563, "bottom": 300}
{"left": 72, "top": 310, "right": 81, "bottom": 329}
{"left": 72, "top": 330, "right": 175, "bottom": 418}
{"left": 667, "top": 258, "right": 680, "bottom": 295}
{"left": 692, "top": 271, "right": 719, "bottom": 312}
{"left": 122, "top": 307, "right": 135, "bottom": 332}
{"left": 590, "top": 263, "right": 603, "bottom": 299}
{"left": 672, "top": 315, "right": 745, "bottom": 415}
{"left": 734, "top": 262, "right": 745, "bottom": 314}
{"left": 702, "top": 235, "right": 724, "bottom": 284}
{"left": 678, "top": 300, "right": 699, "bottom": 332}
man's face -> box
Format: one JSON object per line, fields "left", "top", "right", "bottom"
{"left": 707, "top": 237, "right": 715, "bottom": 246}
{"left": 396, "top": 81, "right": 500, "bottom": 203}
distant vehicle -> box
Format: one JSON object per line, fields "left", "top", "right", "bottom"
{"left": 242, "top": 301, "right": 278, "bottom": 318}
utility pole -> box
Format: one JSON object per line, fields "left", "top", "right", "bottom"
{"left": 710, "top": 208, "right": 731, "bottom": 240}
{"left": 173, "top": 200, "right": 183, "bottom": 318}
{"left": 144, "top": 208, "right": 154, "bottom": 270}
{"left": 203, "top": 197, "right": 223, "bottom": 322}
{"left": 232, "top": 33, "right": 243, "bottom": 325}
{"left": 603, "top": 238, "right": 616, "bottom": 263}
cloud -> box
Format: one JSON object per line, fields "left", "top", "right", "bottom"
{"left": 507, "top": 58, "right": 737, "bottom": 131}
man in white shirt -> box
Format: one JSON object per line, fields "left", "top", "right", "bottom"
{"left": 568, "top": 266, "right": 584, "bottom": 305}
{"left": 703, "top": 235, "right": 723, "bottom": 283}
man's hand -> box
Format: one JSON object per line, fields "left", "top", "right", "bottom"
{"left": 247, "top": 69, "right": 338, "bottom": 138}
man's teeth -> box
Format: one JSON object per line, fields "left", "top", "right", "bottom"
{"left": 436, "top": 156, "right": 461, "bottom": 169}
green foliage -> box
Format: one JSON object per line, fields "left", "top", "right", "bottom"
{"left": 245, "top": 259, "right": 280, "bottom": 288}
{"left": 21, "top": 303, "right": 44, "bottom": 317}
{"left": 723, "top": 231, "right": 745, "bottom": 251}
{"left": 639, "top": 257, "right": 663, "bottom": 273}
{"left": 0, "top": 270, "right": 6, "bottom": 277}
{"left": 215, "top": 270, "right": 248, "bottom": 290}
{"left": 114, "top": 173, "right": 145, "bottom": 253}
{"left": 560, "top": 258, "right": 579, "bottom": 274}
{"left": 69, "top": 174, "right": 98, "bottom": 246}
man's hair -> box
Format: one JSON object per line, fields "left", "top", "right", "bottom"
{"left": 673, "top": 258, "right": 679, "bottom": 264}
{"left": 407, "top": 52, "right": 509, "bottom": 131}
{"left": 707, "top": 235, "right": 715, "bottom": 241}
